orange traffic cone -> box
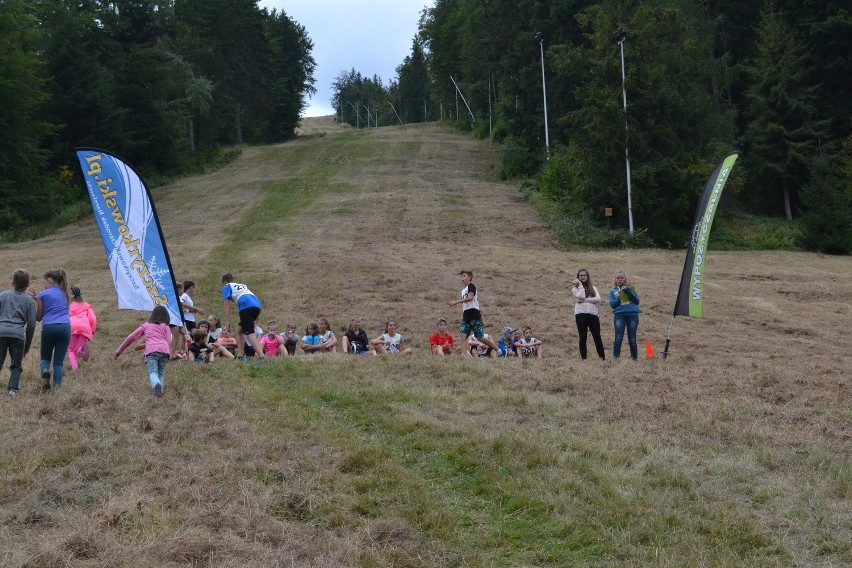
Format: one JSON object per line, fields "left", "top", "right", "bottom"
{"left": 645, "top": 339, "right": 655, "bottom": 358}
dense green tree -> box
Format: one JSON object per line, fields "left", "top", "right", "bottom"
{"left": 0, "top": 0, "right": 55, "bottom": 224}
{"left": 262, "top": 9, "right": 316, "bottom": 141}
{"left": 395, "top": 37, "right": 430, "bottom": 123}
{"left": 796, "top": 145, "right": 852, "bottom": 254}
{"left": 542, "top": 0, "right": 735, "bottom": 243}
{"left": 37, "top": 0, "right": 125, "bottom": 163}
{"left": 742, "top": 1, "right": 823, "bottom": 221}
{"left": 331, "top": 70, "right": 390, "bottom": 128}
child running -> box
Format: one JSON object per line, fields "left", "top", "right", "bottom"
{"left": 1, "top": 270, "right": 37, "bottom": 398}
{"left": 448, "top": 271, "right": 501, "bottom": 354}
{"left": 67, "top": 286, "right": 97, "bottom": 370}
{"left": 115, "top": 305, "right": 172, "bottom": 399}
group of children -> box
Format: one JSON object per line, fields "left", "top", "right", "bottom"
{"left": 0, "top": 268, "right": 98, "bottom": 398}
{"left": 2, "top": 268, "right": 612, "bottom": 401}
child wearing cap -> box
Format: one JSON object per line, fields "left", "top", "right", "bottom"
{"left": 497, "top": 327, "right": 518, "bottom": 357}
{"left": 67, "top": 286, "right": 97, "bottom": 370}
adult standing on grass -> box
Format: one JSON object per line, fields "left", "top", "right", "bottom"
{"left": 221, "top": 273, "right": 264, "bottom": 360}
{"left": 572, "top": 269, "right": 606, "bottom": 361}
{"left": 448, "top": 270, "right": 501, "bottom": 354}
{"left": 1, "top": 269, "right": 37, "bottom": 398}
{"left": 29, "top": 268, "right": 72, "bottom": 390}
{"left": 609, "top": 269, "right": 640, "bottom": 360}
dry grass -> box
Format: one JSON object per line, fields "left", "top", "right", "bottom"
{"left": 0, "top": 116, "right": 849, "bottom": 566}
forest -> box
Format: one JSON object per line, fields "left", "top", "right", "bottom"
{"left": 0, "top": 0, "right": 315, "bottom": 239}
{"left": 332, "top": 0, "right": 851, "bottom": 253}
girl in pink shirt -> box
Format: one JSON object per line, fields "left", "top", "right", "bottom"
{"left": 260, "top": 320, "right": 284, "bottom": 356}
{"left": 115, "top": 306, "right": 172, "bottom": 399}
{"left": 67, "top": 286, "right": 97, "bottom": 370}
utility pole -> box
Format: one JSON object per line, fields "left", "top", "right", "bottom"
{"left": 537, "top": 33, "right": 550, "bottom": 160}
{"left": 615, "top": 26, "right": 634, "bottom": 234}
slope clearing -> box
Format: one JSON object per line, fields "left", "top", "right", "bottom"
{"left": 0, "top": 117, "right": 849, "bottom": 567}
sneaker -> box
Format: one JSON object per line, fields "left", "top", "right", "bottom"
{"left": 153, "top": 384, "right": 163, "bottom": 399}
{"left": 41, "top": 370, "right": 51, "bottom": 390}
{"left": 7, "top": 390, "right": 16, "bottom": 399}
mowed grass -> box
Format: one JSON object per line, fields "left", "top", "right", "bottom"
{"left": 1, "top": 117, "right": 850, "bottom": 567}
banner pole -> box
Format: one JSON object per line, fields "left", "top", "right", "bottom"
{"left": 663, "top": 315, "right": 676, "bottom": 360}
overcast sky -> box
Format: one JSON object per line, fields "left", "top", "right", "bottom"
{"left": 257, "top": 0, "right": 434, "bottom": 117}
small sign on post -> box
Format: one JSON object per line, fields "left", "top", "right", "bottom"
{"left": 605, "top": 207, "right": 613, "bottom": 230}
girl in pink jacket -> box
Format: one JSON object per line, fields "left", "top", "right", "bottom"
{"left": 115, "top": 305, "right": 172, "bottom": 399}
{"left": 67, "top": 286, "right": 97, "bottom": 370}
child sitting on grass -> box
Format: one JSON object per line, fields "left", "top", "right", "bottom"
{"left": 282, "top": 322, "right": 300, "bottom": 355}
{"left": 468, "top": 333, "right": 497, "bottom": 358}
{"left": 342, "top": 318, "right": 372, "bottom": 355}
{"left": 516, "top": 327, "right": 544, "bottom": 358}
{"left": 497, "top": 327, "right": 518, "bottom": 358}
{"left": 196, "top": 320, "right": 234, "bottom": 361}
{"left": 372, "top": 320, "right": 413, "bottom": 355}
{"left": 301, "top": 322, "right": 325, "bottom": 354}
{"left": 261, "top": 321, "right": 285, "bottom": 356}
{"left": 430, "top": 318, "right": 462, "bottom": 356}
{"left": 187, "top": 329, "right": 210, "bottom": 362}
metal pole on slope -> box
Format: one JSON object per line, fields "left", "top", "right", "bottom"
{"left": 387, "top": 101, "right": 403, "bottom": 125}
{"left": 449, "top": 76, "right": 475, "bottom": 125}
{"left": 537, "top": 33, "right": 550, "bottom": 161}
{"left": 615, "top": 26, "right": 635, "bottom": 234}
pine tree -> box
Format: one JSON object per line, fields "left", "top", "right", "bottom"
{"left": 743, "top": 1, "right": 823, "bottom": 221}
{"left": 796, "top": 142, "right": 852, "bottom": 255}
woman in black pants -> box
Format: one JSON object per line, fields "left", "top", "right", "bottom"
{"left": 571, "top": 268, "right": 606, "bottom": 360}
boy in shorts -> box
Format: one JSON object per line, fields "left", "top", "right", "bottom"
{"left": 448, "top": 271, "right": 500, "bottom": 354}
{"left": 221, "top": 273, "right": 264, "bottom": 359}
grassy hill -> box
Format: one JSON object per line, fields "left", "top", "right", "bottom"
{"left": 1, "top": 117, "right": 849, "bottom": 567}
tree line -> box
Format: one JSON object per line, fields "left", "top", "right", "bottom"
{"left": 334, "top": 0, "right": 850, "bottom": 253}
{"left": 0, "top": 0, "right": 315, "bottom": 237}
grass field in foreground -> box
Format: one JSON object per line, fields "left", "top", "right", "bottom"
{"left": 0, "top": 117, "right": 849, "bottom": 567}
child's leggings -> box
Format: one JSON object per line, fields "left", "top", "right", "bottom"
{"left": 145, "top": 352, "right": 168, "bottom": 389}
{"left": 67, "top": 334, "right": 89, "bottom": 369}
{"left": 40, "top": 323, "right": 71, "bottom": 386}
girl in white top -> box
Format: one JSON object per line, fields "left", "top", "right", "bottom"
{"left": 516, "top": 327, "right": 543, "bottom": 358}
{"left": 180, "top": 280, "right": 204, "bottom": 331}
{"left": 318, "top": 318, "right": 337, "bottom": 353}
{"left": 372, "top": 320, "right": 413, "bottom": 355}
{"left": 571, "top": 268, "right": 606, "bottom": 360}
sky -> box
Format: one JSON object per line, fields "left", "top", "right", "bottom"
{"left": 258, "top": 0, "right": 434, "bottom": 117}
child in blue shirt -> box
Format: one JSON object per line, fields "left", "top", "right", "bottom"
{"left": 301, "top": 322, "right": 325, "bottom": 354}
